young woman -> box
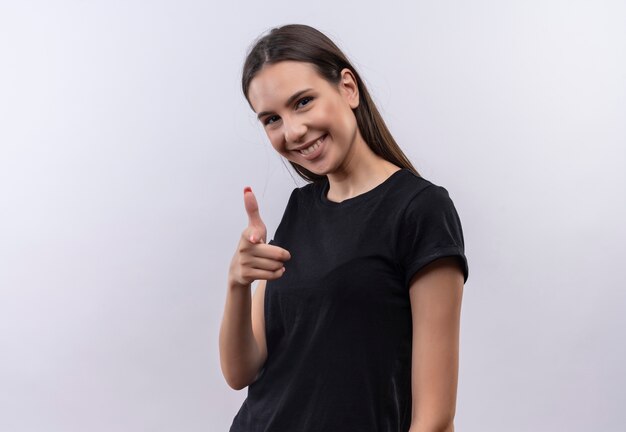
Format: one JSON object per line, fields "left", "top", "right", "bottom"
{"left": 219, "top": 24, "right": 469, "bottom": 432}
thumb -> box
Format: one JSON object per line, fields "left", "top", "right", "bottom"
{"left": 243, "top": 186, "right": 266, "bottom": 242}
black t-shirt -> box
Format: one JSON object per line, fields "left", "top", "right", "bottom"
{"left": 229, "top": 168, "right": 469, "bottom": 432}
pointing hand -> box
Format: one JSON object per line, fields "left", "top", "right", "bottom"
{"left": 243, "top": 186, "right": 267, "bottom": 244}
{"left": 228, "top": 187, "right": 292, "bottom": 288}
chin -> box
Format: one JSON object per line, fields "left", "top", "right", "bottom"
{"left": 290, "top": 162, "right": 324, "bottom": 176}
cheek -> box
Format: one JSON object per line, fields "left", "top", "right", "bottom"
{"left": 336, "top": 105, "right": 357, "bottom": 135}
{"left": 312, "top": 103, "right": 339, "bottom": 132}
{"left": 268, "top": 134, "right": 292, "bottom": 156}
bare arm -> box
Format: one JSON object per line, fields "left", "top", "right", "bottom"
{"left": 219, "top": 186, "right": 288, "bottom": 390}
{"left": 219, "top": 278, "right": 268, "bottom": 390}
{"left": 408, "top": 256, "right": 465, "bottom": 432}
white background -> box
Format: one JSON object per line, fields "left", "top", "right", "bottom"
{"left": 1, "top": 1, "right": 625, "bottom": 431}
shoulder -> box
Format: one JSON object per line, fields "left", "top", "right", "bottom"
{"left": 296, "top": 180, "right": 319, "bottom": 196}
{"left": 385, "top": 170, "right": 448, "bottom": 211}
{"left": 394, "top": 173, "right": 464, "bottom": 234}
{"left": 285, "top": 179, "right": 322, "bottom": 203}
{"left": 275, "top": 180, "right": 319, "bottom": 216}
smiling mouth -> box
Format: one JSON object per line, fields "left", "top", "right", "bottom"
{"left": 299, "top": 134, "right": 327, "bottom": 156}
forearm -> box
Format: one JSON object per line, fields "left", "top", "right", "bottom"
{"left": 218, "top": 282, "right": 262, "bottom": 390}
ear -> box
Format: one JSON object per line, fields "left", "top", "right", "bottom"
{"left": 338, "top": 68, "right": 360, "bottom": 109}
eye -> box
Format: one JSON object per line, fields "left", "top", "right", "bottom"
{"left": 263, "top": 96, "right": 313, "bottom": 126}
{"left": 296, "top": 96, "right": 313, "bottom": 108}
{"left": 264, "top": 115, "right": 279, "bottom": 126}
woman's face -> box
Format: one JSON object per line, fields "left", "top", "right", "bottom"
{"left": 247, "top": 61, "right": 361, "bottom": 176}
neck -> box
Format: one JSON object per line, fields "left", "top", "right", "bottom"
{"left": 325, "top": 135, "right": 401, "bottom": 202}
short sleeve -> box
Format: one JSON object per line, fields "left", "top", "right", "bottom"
{"left": 397, "top": 184, "right": 469, "bottom": 287}
{"left": 267, "top": 187, "right": 299, "bottom": 247}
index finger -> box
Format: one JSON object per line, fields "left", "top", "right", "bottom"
{"left": 253, "top": 243, "right": 292, "bottom": 261}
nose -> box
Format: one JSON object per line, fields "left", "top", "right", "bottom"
{"left": 283, "top": 117, "right": 307, "bottom": 145}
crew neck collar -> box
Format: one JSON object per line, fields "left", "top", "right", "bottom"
{"left": 319, "top": 168, "right": 408, "bottom": 207}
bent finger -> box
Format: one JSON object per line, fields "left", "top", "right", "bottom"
{"left": 247, "top": 243, "right": 291, "bottom": 261}
{"left": 246, "top": 256, "right": 285, "bottom": 272}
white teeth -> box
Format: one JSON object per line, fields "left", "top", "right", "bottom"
{"left": 300, "top": 141, "right": 320, "bottom": 155}
{"left": 299, "top": 136, "right": 324, "bottom": 155}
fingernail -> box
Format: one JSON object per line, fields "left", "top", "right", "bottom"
{"left": 244, "top": 186, "right": 252, "bottom": 194}
{"left": 249, "top": 234, "right": 255, "bottom": 242}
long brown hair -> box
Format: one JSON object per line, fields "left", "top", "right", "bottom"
{"left": 241, "top": 24, "right": 420, "bottom": 183}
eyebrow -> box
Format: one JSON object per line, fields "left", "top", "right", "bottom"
{"left": 256, "top": 88, "right": 313, "bottom": 120}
